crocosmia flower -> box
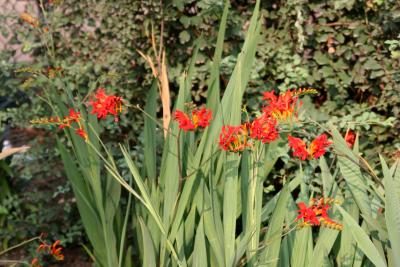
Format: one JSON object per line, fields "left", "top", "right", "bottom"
{"left": 59, "top": 109, "right": 81, "bottom": 129}
{"left": 173, "top": 107, "right": 212, "bottom": 131}
{"left": 50, "top": 240, "right": 64, "bottom": 261}
{"left": 88, "top": 88, "right": 123, "bottom": 122}
{"left": 30, "top": 109, "right": 88, "bottom": 141}
{"left": 36, "top": 239, "right": 64, "bottom": 262}
{"left": 75, "top": 128, "right": 88, "bottom": 140}
{"left": 192, "top": 107, "right": 212, "bottom": 128}
{"left": 248, "top": 113, "right": 279, "bottom": 143}
{"left": 287, "top": 136, "right": 308, "bottom": 160}
{"left": 262, "top": 90, "right": 300, "bottom": 121}
{"left": 296, "top": 198, "right": 342, "bottom": 230}
{"left": 296, "top": 202, "right": 320, "bottom": 226}
{"left": 344, "top": 130, "right": 356, "bottom": 148}
{"left": 174, "top": 110, "right": 195, "bottom": 131}
{"left": 288, "top": 134, "right": 332, "bottom": 160}
{"left": 219, "top": 125, "right": 252, "bottom": 152}
{"left": 262, "top": 88, "right": 317, "bottom": 121}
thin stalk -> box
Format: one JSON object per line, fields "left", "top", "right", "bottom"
{"left": 0, "top": 236, "right": 40, "bottom": 257}
{"left": 127, "top": 104, "right": 178, "bottom": 139}
{"left": 38, "top": 0, "right": 56, "bottom": 60}
{"left": 0, "top": 260, "right": 30, "bottom": 266}
{"left": 181, "top": 149, "right": 221, "bottom": 180}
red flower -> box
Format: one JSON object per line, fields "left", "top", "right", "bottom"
{"left": 50, "top": 240, "right": 64, "bottom": 261}
{"left": 288, "top": 136, "right": 308, "bottom": 160}
{"left": 75, "top": 128, "right": 88, "bottom": 141}
{"left": 344, "top": 130, "right": 356, "bottom": 148}
{"left": 296, "top": 199, "right": 342, "bottom": 230}
{"left": 219, "top": 125, "right": 251, "bottom": 152}
{"left": 67, "top": 109, "right": 81, "bottom": 123}
{"left": 192, "top": 108, "right": 212, "bottom": 128}
{"left": 88, "top": 88, "right": 123, "bottom": 122}
{"left": 173, "top": 107, "right": 212, "bottom": 131}
{"left": 288, "top": 134, "right": 332, "bottom": 160}
{"left": 296, "top": 202, "right": 320, "bottom": 226}
{"left": 59, "top": 109, "right": 81, "bottom": 129}
{"left": 35, "top": 240, "right": 64, "bottom": 263}
{"left": 173, "top": 110, "right": 195, "bottom": 131}
{"left": 308, "top": 134, "right": 332, "bottom": 159}
{"left": 249, "top": 113, "right": 279, "bottom": 143}
{"left": 262, "top": 90, "right": 300, "bottom": 121}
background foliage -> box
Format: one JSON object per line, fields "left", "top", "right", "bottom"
{"left": 0, "top": 0, "right": 399, "bottom": 262}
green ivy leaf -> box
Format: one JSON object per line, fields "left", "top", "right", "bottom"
{"left": 314, "top": 51, "right": 330, "bottom": 65}
{"left": 364, "top": 59, "right": 381, "bottom": 70}
{"left": 179, "top": 31, "right": 191, "bottom": 44}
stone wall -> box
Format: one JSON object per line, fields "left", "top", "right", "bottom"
{"left": 0, "top": 0, "right": 39, "bottom": 62}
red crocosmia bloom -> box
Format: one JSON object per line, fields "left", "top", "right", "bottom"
{"left": 262, "top": 90, "right": 301, "bottom": 121}
{"left": 89, "top": 88, "right": 123, "bottom": 122}
{"left": 75, "top": 128, "right": 88, "bottom": 141}
{"left": 296, "top": 202, "right": 320, "bottom": 226}
{"left": 192, "top": 108, "right": 212, "bottom": 128}
{"left": 296, "top": 200, "right": 343, "bottom": 230}
{"left": 219, "top": 124, "right": 252, "bottom": 152}
{"left": 67, "top": 109, "right": 81, "bottom": 123}
{"left": 173, "top": 110, "right": 195, "bottom": 131}
{"left": 173, "top": 107, "right": 212, "bottom": 131}
{"left": 59, "top": 109, "right": 81, "bottom": 129}
{"left": 35, "top": 240, "right": 64, "bottom": 263}
{"left": 50, "top": 240, "right": 64, "bottom": 261}
{"left": 249, "top": 114, "right": 279, "bottom": 143}
{"left": 308, "top": 134, "right": 332, "bottom": 159}
{"left": 288, "top": 136, "right": 309, "bottom": 160}
{"left": 288, "top": 134, "right": 332, "bottom": 160}
{"left": 344, "top": 130, "right": 356, "bottom": 148}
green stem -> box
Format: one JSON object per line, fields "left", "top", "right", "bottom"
{"left": 0, "top": 259, "right": 30, "bottom": 266}
{"left": 0, "top": 236, "right": 40, "bottom": 257}
{"left": 127, "top": 104, "right": 178, "bottom": 139}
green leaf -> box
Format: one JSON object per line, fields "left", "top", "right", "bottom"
{"left": 179, "top": 31, "right": 191, "bottom": 44}
{"left": 337, "top": 206, "right": 387, "bottom": 267}
{"left": 192, "top": 217, "right": 207, "bottom": 267}
{"left": 381, "top": 155, "right": 400, "bottom": 267}
{"left": 144, "top": 80, "right": 158, "bottom": 180}
{"left": 314, "top": 51, "right": 330, "bottom": 65}
{"left": 139, "top": 218, "right": 157, "bottom": 267}
{"left": 364, "top": 59, "right": 381, "bottom": 70}
{"left": 57, "top": 140, "right": 107, "bottom": 265}
{"left": 260, "top": 183, "right": 290, "bottom": 267}
{"left": 223, "top": 154, "right": 240, "bottom": 266}
{"left": 290, "top": 227, "right": 313, "bottom": 267}
{"left": 329, "top": 125, "right": 376, "bottom": 228}
{"left": 207, "top": 0, "right": 229, "bottom": 110}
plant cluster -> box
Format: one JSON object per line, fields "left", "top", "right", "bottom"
{"left": 0, "top": 1, "right": 399, "bottom": 266}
